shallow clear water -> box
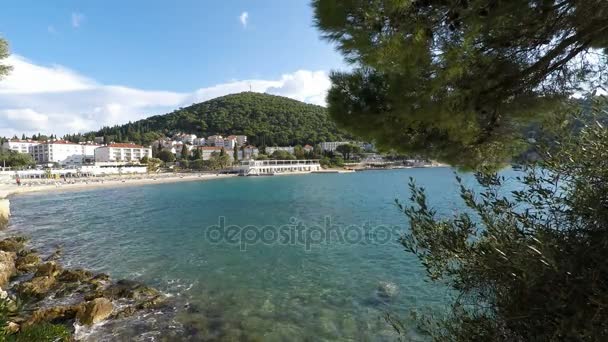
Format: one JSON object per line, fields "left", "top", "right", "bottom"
{"left": 6, "top": 168, "right": 473, "bottom": 341}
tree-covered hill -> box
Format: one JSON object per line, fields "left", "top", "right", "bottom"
{"left": 88, "top": 92, "right": 352, "bottom": 146}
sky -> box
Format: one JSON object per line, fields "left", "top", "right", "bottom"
{"left": 0, "top": 0, "right": 345, "bottom": 137}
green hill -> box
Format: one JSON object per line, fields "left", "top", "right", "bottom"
{"left": 89, "top": 92, "right": 352, "bottom": 147}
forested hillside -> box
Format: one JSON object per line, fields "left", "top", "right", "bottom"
{"left": 87, "top": 92, "right": 351, "bottom": 146}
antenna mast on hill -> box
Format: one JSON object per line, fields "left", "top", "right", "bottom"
{"left": 249, "top": 83, "right": 252, "bottom": 92}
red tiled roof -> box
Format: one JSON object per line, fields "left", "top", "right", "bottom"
{"left": 108, "top": 143, "right": 146, "bottom": 148}
{"left": 8, "top": 139, "right": 37, "bottom": 143}
{"left": 39, "top": 140, "right": 79, "bottom": 145}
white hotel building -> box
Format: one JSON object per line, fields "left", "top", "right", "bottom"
{"left": 1, "top": 139, "right": 39, "bottom": 154}
{"left": 94, "top": 143, "right": 152, "bottom": 163}
{"left": 30, "top": 141, "right": 101, "bottom": 166}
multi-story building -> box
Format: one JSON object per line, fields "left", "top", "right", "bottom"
{"left": 193, "top": 137, "right": 206, "bottom": 146}
{"left": 81, "top": 144, "right": 100, "bottom": 164}
{"left": 319, "top": 142, "right": 350, "bottom": 152}
{"left": 94, "top": 143, "right": 152, "bottom": 163}
{"left": 154, "top": 138, "right": 176, "bottom": 150}
{"left": 237, "top": 146, "right": 259, "bottom": 160}
{"left": 207, "top": 135, "right": 223, "bottom": 147}
{"left": 1, "top": 139, "right": 39, "bottom": 154}
{"left": 176, "top": 134, "right": 197, "bottom": 144}
{"left": 266, "top": 146, "right": 295, "bottom": 155}
{"left": 30, "top": 141, "right": 100, "bottom": 166}
{"left": 193, "top": 146, "right": 234, "bottom": 161}
{"left": 235, "top": 135, "right": 247, "bottom": 146}
{"left": 174, "top": 142, "right": 194, "bottom": 159}
{"left": 224, "top": 136, "right": 238, "bottom": 149}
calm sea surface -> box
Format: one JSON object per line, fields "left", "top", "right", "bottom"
{"left": 6, "top": 168, "right": 497, "bottom": 341}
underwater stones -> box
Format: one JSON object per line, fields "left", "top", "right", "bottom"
{"left": 111, "top": 305, "right": 138, "bottom": 320}
{"left": 318, "top": 309, "right": 340, "bottom": 338}
{"left": 265, "top": 322, "right": 303, "bottom": 341}
{"left": 35, "top": 261, "right": 62, "bottom": 277}
{"left": 341, "top": 316, "right": 358, "bottom": 336}
{"left": 44, "top": 246, "right": 63, "bottom": 262}
{"left": 77, "top": 297, "right": 114, "bottom": 325}
{"left": 376, "top": 281, "right": 399, "bottom": 299}
{"left": 0, "top": 237, "right": 27, "bottom": 253}
{"left": 260, "top": 299, "right": 275, "bottom": 314}
{"left": 102, "top": 279, "right": 160, "bottom": 301}
{"left": 240, "top": 316, "right": 264, "bottom": 331}
{"left": 136, "top": 294, "right": 165, "bottom": 310}
{"left": 0, "top": 251, "right": 16, "bottom": 288}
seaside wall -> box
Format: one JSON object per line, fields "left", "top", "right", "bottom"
{"left": 0, "top": 199, "right": 9, "bottom": 229}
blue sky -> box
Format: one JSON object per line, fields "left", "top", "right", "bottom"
{"left": 0, "top": 0, "right": 345, "bottom": 136}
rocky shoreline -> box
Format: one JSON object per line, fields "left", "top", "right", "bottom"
{"left": 0, "top": 236, "right": 167, "bottom": 340}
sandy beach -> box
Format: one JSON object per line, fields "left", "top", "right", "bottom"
{"left": 0, "top": 173, "right": 237, "bottom": 199}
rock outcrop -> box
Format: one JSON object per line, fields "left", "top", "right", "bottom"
{"left": 23, "top": 304, "right": 83, "bottom": 328}
{"left": 0, "top": 199, "right": 9, "bottom": 230}
{"left": 18, "top": 275, "right": 56, "bottom": 299}
{"left": 0, "top": 236, "right": 166, "bottom": 338}
{"left": 0, "top": 236, "right": 26, "bottom": 253}
{"left": 0, "top": 251, "right": 16, "bottom": 288}
{"left": 77, "top": 298, "right": 114, "bottom": 325}
{"left": 35, "top": 261, "right": 62, "bottom": 277}
{"left": 15, "top": 250, "right": 41, "bottom": 273}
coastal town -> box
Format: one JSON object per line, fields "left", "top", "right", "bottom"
{"left": 0, "top": 132, "right": 437, "bottom": 183}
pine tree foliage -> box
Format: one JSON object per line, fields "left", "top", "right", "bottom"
{"left": 313, "top": 0, "right": 608, "bottom": 169}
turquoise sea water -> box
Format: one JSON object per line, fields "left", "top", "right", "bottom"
{"left": 6, "top": 168, "right": 477, "bottom": 341}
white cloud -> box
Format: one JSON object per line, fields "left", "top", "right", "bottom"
{"left": 239, "top": 12, "right": 249, "bottom": 28}
{"left": 0, "top": 55, "right": 331, "bottom": 137}
{"left": 71, "top": 12, "right": 85, "bottom": 28}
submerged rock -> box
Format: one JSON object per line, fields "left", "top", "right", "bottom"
{"left": 376, "top": 281, "right": 399, "bottom": 299}
{"left": 44, "top": 246, "right": 63, "bottom": 262}
{"left": 0, "top": 250, "right": 16, "bottom": 288}
{"left": 77, "top": 297, "right": 114, "bottom": 326}
{"left": 102, "top": 279, "right": 160, "bottom": 301}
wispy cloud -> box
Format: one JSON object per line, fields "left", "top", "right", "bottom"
{"left": 71, "top": 12, "right": 85, "bottom": 28}
{"left": 0, "top": 55, "right": 331, "bottom": 137}
{"left": 47, "top": 25, "right": 57, "bottom": 34}
{"left": 239, "top": 12, "right": 249, "bottom": 28}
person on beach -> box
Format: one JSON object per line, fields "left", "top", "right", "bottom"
{"left": 15, "top": 176, "right": 21, "bottom": 186}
